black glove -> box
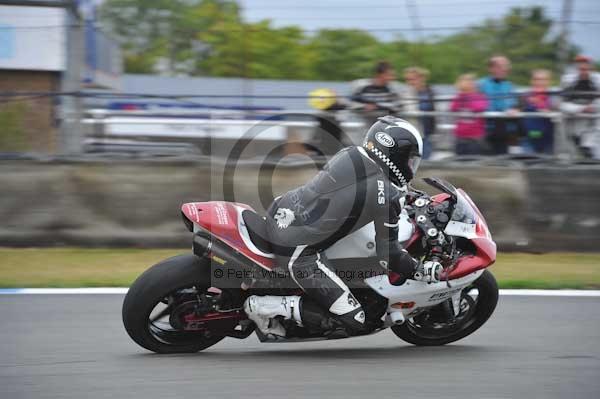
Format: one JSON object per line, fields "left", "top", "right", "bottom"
{"left": 387, "top": 249, "right": 419, "bottom": 286}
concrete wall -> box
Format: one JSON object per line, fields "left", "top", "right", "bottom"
{"left": 1, "top": 158, "right": 599, "bottom": 251}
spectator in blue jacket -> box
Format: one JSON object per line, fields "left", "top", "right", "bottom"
{"left": 478, "top": 56, "right": 521, "bottom": 154}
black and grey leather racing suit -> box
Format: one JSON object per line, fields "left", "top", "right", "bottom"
{"left": 265, "top": 146, "right": 418, "bottom": 332}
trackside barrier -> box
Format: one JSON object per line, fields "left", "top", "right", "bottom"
{"left": 82, "top": 108, "right": 599, "bottom": 159}
{"left": 0, "top": 158, "right": 598, "bottom": 251}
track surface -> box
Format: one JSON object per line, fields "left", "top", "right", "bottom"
{"left": 1, "top": 295, "right": 599, "bottom": 399}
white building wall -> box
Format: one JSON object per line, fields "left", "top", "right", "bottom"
{"left": 0, "top": 6, "right": 66, "bottom": 71}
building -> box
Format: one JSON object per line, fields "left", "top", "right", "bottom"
{"left": 0, "top": 0, "right": 121, "bottom": 154}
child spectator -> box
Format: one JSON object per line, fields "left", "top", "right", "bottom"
{"left": 402, "top": 67, "right": 436, "bottom": 159}
{"left": 520, "top": 69, "right": 555, "bottom": 154}
{"left": 450, "top": 74, "right": 488, "bottom": 155}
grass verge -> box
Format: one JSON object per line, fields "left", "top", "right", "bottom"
{"left": 0, "top": 248, "right": 599, "bottom": 289}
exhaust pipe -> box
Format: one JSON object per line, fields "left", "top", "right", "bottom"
{"left": 193, "top": 232, "right": 254, "bottom": 269}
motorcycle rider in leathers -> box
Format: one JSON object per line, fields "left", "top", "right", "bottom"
{"left": 244, "top": 116, "right": 443, "bottom": 337}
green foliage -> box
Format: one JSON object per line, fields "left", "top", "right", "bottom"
{"left": 0, "top": 103, "right": 27, "bottom": 152}
{"left": 306, "top": 29, "right": 380, "bottom": 81}
{"left": 101, "top": 0, "right": 242, "bottom": 75}
{"left": 101, "top": 1, "right": 577, "bottom": 84}
{"left": 196, "top": 20, "right": 313, "bottom": 79}
{"left": 434, "top": 7, "right": 572, "bottom": 84}
{"left": 246, "top": 23, "right": 313, "bottom": 80}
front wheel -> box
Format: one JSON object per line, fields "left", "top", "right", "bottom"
{"left": 122, "top": 254, "right": 225, "bottom": 353}
{"left": 391, "top": 269, "right": 499, "bottom": 346}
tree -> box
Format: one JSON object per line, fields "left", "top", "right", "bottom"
{"left": 431, "top": 7, "right": 577, "bottom": 84}
{"left": 244, "top": 23, "right": 312, "bottom": 80}
{"left": 306, "top": 29, "right": 380, "bottom": 81}
{"left": 100, "top": 0, "right": 242, "bottom": 75}
{"left": 197, "top": 20, "right": 311, "bottom": 79}
{"left": 101, "top": 2, "right": 578, "bottom": 84}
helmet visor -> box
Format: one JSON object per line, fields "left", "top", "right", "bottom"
{"left": 408, "top": 154, "right": 421, "bottom": 175}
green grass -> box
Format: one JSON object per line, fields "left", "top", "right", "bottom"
{"left": 0, "top": 248, "right": 179, "bottom": 288}
{"left": 0, "top": 248, "right": 599, "bottom": 289}
{"left": 489, "top": 252, "right": 600, "bottom": 289}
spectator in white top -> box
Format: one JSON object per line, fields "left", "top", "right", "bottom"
{"left": 560, "top": 55, "right": 600, "bottom": 158}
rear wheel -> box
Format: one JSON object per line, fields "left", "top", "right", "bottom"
{"left": 391, "top": 269, "right": 498, "bottom": 346}
{"left": 122, "top": 254, "right": 225, "bottom": 353}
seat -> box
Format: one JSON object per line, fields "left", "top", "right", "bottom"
{"left": 241, "top": 210, "right": 272, "bottom": 254}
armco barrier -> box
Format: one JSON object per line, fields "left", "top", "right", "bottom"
{"left": 0, "top": 157, "right": 598, "bottom": 251}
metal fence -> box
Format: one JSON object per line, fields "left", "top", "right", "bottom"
{"left": 81, "top": 107, "right": 600, "bottom": 160}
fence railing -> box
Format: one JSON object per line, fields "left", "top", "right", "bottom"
{"left": 82, "top": 108, "right": 599, "bottom": 159}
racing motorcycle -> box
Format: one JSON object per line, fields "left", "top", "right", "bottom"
{"left": 123, "top": 177, "right": 498, "bottom": 353}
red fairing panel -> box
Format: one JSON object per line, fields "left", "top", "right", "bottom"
{"left": 447, "top": 190, "right": 496, "bottom": 279}
{"left": 432, "top": 193, "right": 451, "bottom": 203}
{"left": 181, "top": 201, "right": 275, "bottom": 270}
{"left": 446, "top": 238, "right": 496, "bottom": 279}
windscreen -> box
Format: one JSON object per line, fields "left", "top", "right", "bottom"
{"left": 443, "top": 191, "right": 478, "bottom": 239}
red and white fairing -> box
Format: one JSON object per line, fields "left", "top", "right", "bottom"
{"left": 181, "top": 186, "right": 496, "bottom": 292}
{"left": 181, "top": 201, "right": 275, "bottom": 270}
{"left": 181, "top": 190, "right": 495, "bottom": 278}
{"left": 181, "top": 185, "right": 497, "bottom": 326}
{"left": 441, "top": 189, "right": 496, "bottom": 279}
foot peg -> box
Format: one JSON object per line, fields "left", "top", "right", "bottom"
{"left": 388, "top": 311, "right": 406, "bottom": 325}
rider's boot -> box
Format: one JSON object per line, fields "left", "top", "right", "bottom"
{"left": 243, "top": 295, "right": 302, "bottom": 337}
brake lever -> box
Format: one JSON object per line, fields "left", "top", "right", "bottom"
{"left": 408, "top": 185, "right": 428, "bottom": 198}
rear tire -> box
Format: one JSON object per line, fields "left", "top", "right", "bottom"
{"left": 391, "top": 269, "right": 498, "bottom": 346}
{"left": 122, "top": 254, "right": 224, "bottom": 353}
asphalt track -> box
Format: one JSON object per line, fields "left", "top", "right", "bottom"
{"left": 1, "top": 294, "right": 599, "bottom": 399}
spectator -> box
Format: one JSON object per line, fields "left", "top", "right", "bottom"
{"left": 307, "top": 88, "right": 347, "bottom": 155}
{"left": 450, "top": 74, "right": 488, "bottom": 155}
{"left": 350, "top": 60, "right": 402, "bottom": 126}
{"left": 520, "top": 69, "right": 555, "bottom": 155}
{"left": 478, "top": 55, "right": 520, "bottom": 154}
{"left": 560, "top": 55, "right": 600, "bottom": 158}
{"left": 402, "top": 67, "right": 436, "bottom": 159}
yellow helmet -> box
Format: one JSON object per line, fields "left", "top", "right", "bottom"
{"left": 308, "top": 88, "right": 337, "bottom": 110}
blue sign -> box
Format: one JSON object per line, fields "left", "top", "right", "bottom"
{"left": 0, "top": 24, "right": 15, "bottom": 59}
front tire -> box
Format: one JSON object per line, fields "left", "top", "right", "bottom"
{"left": 391, "top": 269, "right": 499, "bottom": 346}
{"left": 122, "top": 254, "right": 224, "bottom": 353}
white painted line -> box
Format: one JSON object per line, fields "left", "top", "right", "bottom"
{"left": 499, "top": 289, "right": 600, "bottom": 297}
{"left": 0, "top": 288, "right": 599, "bottom": 296}
{"left": 0, "top": 288, "right": 129, "bottom": 295}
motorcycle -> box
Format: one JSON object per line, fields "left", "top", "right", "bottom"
{"left": 122, "top": 177, "right": 498, "bottom": 353}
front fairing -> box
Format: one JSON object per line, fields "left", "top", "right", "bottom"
{"left": 421, "top": 177, "right": 490, "bottom": 240}
{"left": 444, "top": 190, "right": 479, "bottom": 239}
{"left": 447, "top": 189, "right": 496, "bottom": 278}
{"left": 421, "top": 177, "right": 496, "bottom": 278}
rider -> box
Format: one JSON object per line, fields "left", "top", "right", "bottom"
{"left": 244, "top": 116, "right": 442, "bottom": 337}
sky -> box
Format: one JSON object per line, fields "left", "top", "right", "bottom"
{"left": 239, "top": 0, "right": 600, "bottom": 59}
